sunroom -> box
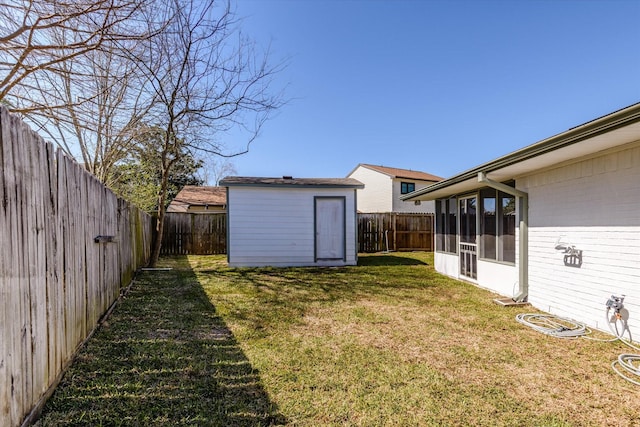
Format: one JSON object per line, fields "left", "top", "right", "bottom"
{"left": 409, "top": 177, "right": 525, "bottom": 302}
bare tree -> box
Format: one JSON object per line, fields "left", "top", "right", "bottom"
{"left": 138, "top": 0, "right": 286, "bottom": 266}
{"left": 0, "top": 0, "right": 161, "bottom": 182}
{"left": 209, "top": 158, "right": 237, "bottom": 186}
{"left": 0, "top": 0, "right": 150, "bottom": 105}
{"left": 0, "top": 0, "right": 285, "bottom": 266}
{"left": 23, "top": 42, "right": 153, "bottom": 183}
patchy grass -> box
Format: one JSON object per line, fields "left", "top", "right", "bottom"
{"left": 35, "top": 265, "right": 284, "bottom": 426}
{"left": 37, "top": 252, "right": 640, "bottom": 426}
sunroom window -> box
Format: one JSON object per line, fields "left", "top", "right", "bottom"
{"left": 480, "top": 188, "right": 515, "bottom": 263}
{"left": 435, "top": 198, "right": 457, "bottom": 254}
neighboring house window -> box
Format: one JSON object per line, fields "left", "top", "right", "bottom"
{"left": 435, "top": 198, "right": 457, "bottom": 253}
{"left": 480, "top": 188, "right": 515, "bottom": 263}
{"left": 401, "top": 182, "right": 415, "bottom": 194}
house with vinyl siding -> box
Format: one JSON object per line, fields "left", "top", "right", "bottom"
{"left": 220, "top": 176, "right": 364, "bottom": 267}
{"left": 347, "top": 164, "right": 442, "bottom": 213}
{"left": 402, "top": 103, "right": 640, "bottom": 334}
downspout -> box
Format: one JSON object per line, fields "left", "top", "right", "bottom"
{"left": 478, "top": 172, "right": 529, "bottom": 302}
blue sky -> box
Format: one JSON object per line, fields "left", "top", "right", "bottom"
{"left": 223, "top": 0, "right": 640, "bottom": 181}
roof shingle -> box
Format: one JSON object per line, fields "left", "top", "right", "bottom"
{"left": 220, "top": 176, "right": 364, "bottom": 188}
{"left": 356, "top": 164, "right": 443, "bottom": 182}
{"left": 167, "top": 186, "right": 226, "bottom": 212}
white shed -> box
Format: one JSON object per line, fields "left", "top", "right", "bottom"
{"left": 220, "top": 176, "right": 364, "bottom": 267}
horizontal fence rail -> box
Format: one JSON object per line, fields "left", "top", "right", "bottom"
{"left": 0, "top": 107, "right": 153, "bottom": 427}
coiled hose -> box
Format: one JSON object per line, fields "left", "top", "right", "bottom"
{"left": 516, "top": 310, "right": 640, "bottom": 385}
{"left": 515, "top": 313, "right": 588, "bottom": 338}
{"left": 611, "top": 354, "right": 640, "bottom": 386}
{"left": 604, "top": 308, "right": 640, "bottom": 386}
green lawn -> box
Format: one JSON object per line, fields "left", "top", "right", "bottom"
{"left": 36, "top": 252, "right": 640, "bottom": 426}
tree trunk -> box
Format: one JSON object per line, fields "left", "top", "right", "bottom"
{"left": 148, "top": 166, "right": 171, "bottom": 267}
{"left": 148, "top": 210, "right": 165, "bottom": 267}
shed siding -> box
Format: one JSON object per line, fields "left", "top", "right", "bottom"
{"left": 227, "top": 187, "right": 358, "bottom": 267}
{"left": 348, "top": 166, "right": 392, "bottom": 212}
{"left": 520, "top": 141, "right": 640, "bottom": 333}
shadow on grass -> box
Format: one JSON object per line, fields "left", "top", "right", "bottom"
{"left": 36, "top": 257, "right": 286, "bottom": 426}
{"left": 190, "top": 253, "right": 440, "bottom": 335}
{"left": 357, "top": 253, "right": 428, "bottom": 266}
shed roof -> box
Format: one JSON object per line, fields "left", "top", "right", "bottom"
{"left": 167, "top": 186, "right": 226, "bottom": 212}
{"left": 350, "top": 164, "right": 443, "bottom": 182}
{"left": 220, "top": 176, "right": 364, "bottom": 189}
{"left": 402, "top": 102, "right": 640, "bottom": 201}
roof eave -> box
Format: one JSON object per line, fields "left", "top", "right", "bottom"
{"left": 402, "top": 102, "right": 640, "bottom": 201}
{"left": 224, "top": 183, "right": 365, "bottom": 189}
{"left": 220, "top": 176, "right": 365, "bottom": 189}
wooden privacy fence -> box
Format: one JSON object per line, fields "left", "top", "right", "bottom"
{"left": 358, "top": 213, "right": 434, "bottom": 253}
{"left": 0, "top": 108, "right": 153, "bottom": 427}
{"left": 159, "top": 212, "right": 432, "bottom": 255}
{"left": 159, "top": 212, "right": 226, "bottom": 255}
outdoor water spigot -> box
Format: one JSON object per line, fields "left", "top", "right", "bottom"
{"left": 606, "top": 295, "right": 625, "bottom": 313}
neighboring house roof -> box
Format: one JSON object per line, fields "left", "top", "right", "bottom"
{"left": 167, "top": 186, "right": 227, "bottom": 212}
{"left": 349, "top": 164, "right": 443, "bottom": 182}
{"left": 402, "top": 102, "right": 640, "bottom": 201}
{"left": 220, "top": 176, "right": 364, "bottom": 189}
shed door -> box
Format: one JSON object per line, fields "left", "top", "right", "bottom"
{"left": 315, "top": 197, "right": 346, "bottom": 261}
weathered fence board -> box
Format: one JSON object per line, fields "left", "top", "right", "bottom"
{"left": 159, "top": 212, "right": 227, "bottom": 255}
{"left": 0, "top": 107, "right": 153, "bottom": 427}
{"left": 358, "top": 213, "right": 434, "bottom": 253}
